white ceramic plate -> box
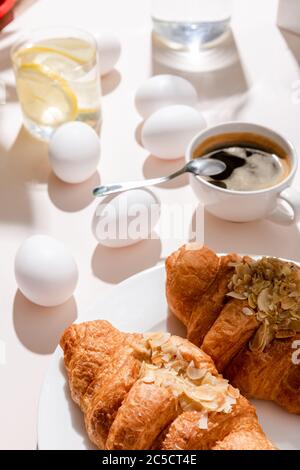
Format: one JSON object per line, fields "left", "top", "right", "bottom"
{"left": 38, "top": 263, "right": 300, "bottom": 450}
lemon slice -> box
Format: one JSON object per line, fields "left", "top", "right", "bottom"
{"left": 14, "top": 48, "right": 85, "bottom": 81}
{"left": 39, "top": 37, "right": 96, "bottom": 63}
{"left": 13, "top": 38, "right": 95, "bottom": 67}
{"left": 16, "top": 63, "right": 78, "bottom": 126}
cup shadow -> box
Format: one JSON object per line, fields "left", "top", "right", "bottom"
{"left": 13, "top": 290, "right": 78, "bottom": 354}
{"left": 279, "top": 27, "right": 300, "bottom": 65}
{"left": 142, "top": 155, "right": 188, "bottom": 189}
{"left": 48, "top": 171, "right": 100, "bottom": 212}
{"left": 91, "top": 235, "right": 162, "bottom": 284}
{"left": 200, "top": 209, "right": 300, "bottom": 260}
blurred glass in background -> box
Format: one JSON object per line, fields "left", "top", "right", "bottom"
{"left": 151, "top": 0, "right": 233, "bottom": 49}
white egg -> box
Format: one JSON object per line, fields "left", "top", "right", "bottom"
{"left": 49, "top": 122, "right": 100, "bottom": 184}
{"left": 96, "top": 33, "right": 121, "bottom": 76}
{"left": 15, "top": 235, "right": 78, "bottom": 307}
{"left": 141, "top": 105, "right": 206, "bottom": 160}
{"left": 135, "top": 75, "right": 198, "bottom": 119}
{"left": 92, "top": 189, "right": 160, "bottom": 248}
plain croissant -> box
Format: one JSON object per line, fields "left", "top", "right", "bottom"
{"left": 60, "top": 320, "right": 274, "bottom": 450}
{"left": 166, "top": 244, "right": 300, "bottom": 414}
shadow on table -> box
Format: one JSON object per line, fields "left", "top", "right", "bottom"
{"left": 0, "top": 30, "right": 18, "bottom": 103}
{"left": 0, "top": 126, "right": 50, "bottom": 227}
{"left": 48, "top": 171, "right": 100, "bottom": 212}
{"left": 13, "top": 290, "right": 77, "bottom": 354}
{"left": 101, "top": 69, "right": 122, "bottom": 96}
{"left": 196, "top": 210, "right": 300, "bottom": 260}
{"left": 279, "top": 27, "right": 300, "bottom": 65}
{"left": 0, "top": 30, "right": 16, "bottom": 71}
{"left": 151, "top": 28, "right": 250, "bottom": 116}
{"left": 135, "top": 121, "right": 143, "bottom": 147}
{"left": 142, "top": 154, "right": 188, "bottom": 189}
{"left": 150, "top": 308, "right": 186, "bottom": 336}
{"left": 92, "top": 235, "right": 162, "bottom": 284}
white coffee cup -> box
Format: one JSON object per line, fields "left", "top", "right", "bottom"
{"left": 186, "top": 122, "right": 300, "bottom": 224}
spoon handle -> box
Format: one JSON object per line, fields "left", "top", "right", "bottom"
{"left": 93, "top": 168, "right": 185, "bottom": 197}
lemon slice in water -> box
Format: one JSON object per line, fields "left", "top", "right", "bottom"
{"left": 14, "top": 38, "right": 95, "bottom": 64}
{"left": 16, "top": 63, "right": 78, "bottom": 127}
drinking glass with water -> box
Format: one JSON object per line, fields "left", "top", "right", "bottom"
{"left": 151, "top": 0, "right": 233, "bottom": 48}
{"left": 11, "top": 28, "right": 102, "bottom": 141}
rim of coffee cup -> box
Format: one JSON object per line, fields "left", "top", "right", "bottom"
{"left": 186, "top": 121, "right": 297, "bottom": 196}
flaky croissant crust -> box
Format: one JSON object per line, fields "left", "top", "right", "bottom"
{"left": 60, "top": 320, "right": 274, "bottom": 450}
{"left": 166, "top": 244, "right": 300, "bottom": 414}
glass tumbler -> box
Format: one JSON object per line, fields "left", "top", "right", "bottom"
{"left": 11, "top": 27, "right": 102, "bottom": 141}
{"left": 151, "top": 0, "right": 233, "bottom": 48}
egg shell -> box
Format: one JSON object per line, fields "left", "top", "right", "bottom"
{"left": 96, "top": 33, "right": 121, "bottom": 76}
{"left": 135, "top": 75, "right": 198, "bottom": 119}
{"left": 15, "top": 235, "right": 78, "bottom": 307}
{"left": 49, "top": 122, "right": 100, "bottom": 184}
{"left": 92, "top": 189, "right": 160, "bottom": 248}
{"left": 141, "top": 105, "right": 206, "bottom": 160}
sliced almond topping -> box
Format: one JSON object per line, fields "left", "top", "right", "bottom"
{"left": 161, "top": 342, "right": 177, "bottom": 356}
{"left": 161, "top": 354, "right": 171, "bottom": 363}
{"left": 184, "top": 384, "right": 217, "bottom": 402}
{"left": 141, "top": 331, "right": 237, "bottom": 415}
{"left": 197, "top": 412, "right": 208, "bottom": 430}
{"left": 228, "top": 257, "right": 300, "bottom": 350}
{"left": 169, "top": 359, "right": 188, "bottom": 373}
{"left": 142, "top": 375, "right": 155, "bottom": 384}
{"left": 228, "top": 385, "right": 240, "bottom": 399}
{"left": 223, "top": 395, "right": 237, "bottom": 413}
{"left": 257, "top": 288, "right": 271, "bottom": 313}
{"left": 186, "top": 364, "right": 208, "bottom": 382}
{"left": 143, "top": 332, "right": 171, "bottom": 349}
{"left": 242, "top": 307, "right": 254, "bottom": 316}
{"left": 226, "top": 291, "right": 247, "bottom": 300}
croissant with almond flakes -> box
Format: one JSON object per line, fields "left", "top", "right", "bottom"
{"left": 60, "top": 320, "right": 274, "bottom": 450}
{"left": 166, "top": 244, "right": 300, "bottom": 414}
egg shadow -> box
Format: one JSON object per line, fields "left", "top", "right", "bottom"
{"left": 13, "top": 290, "right": 78, "bottom": 354}
{"left": 143, "top": 155, "right": 188, "bottom": 189}
{"left": 91, "top": 235, "right": 162, "bottom": 284}
{"left": 101, "top": 69, "right": 121, "bottom": 95}
{"left": 48, "top": 171, "right": 100, "bottom": 212}
{"left": 135, "top": 121, "right": 144, "bottom": 147}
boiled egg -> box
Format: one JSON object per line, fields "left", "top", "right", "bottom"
{"left": 48, "top": 122, "right": 100, "bottom": 184}
{"left": 15, "top": 235, "right": 78, "bottom": 307}
{"left": 135, "top": 75, "right": 198, "bottom": 119}
{"left": 96, "top": 33, "right": 121, "bottom": 76}
{"left": 141, "top": 105, "right": 206, "bottom": 160}
{"left": 92, "top": 189, "right": 160, "bottom": 248}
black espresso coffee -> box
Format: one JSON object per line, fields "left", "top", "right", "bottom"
{"left": 193, "top": 132, "right": 291, "bottom": 192}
